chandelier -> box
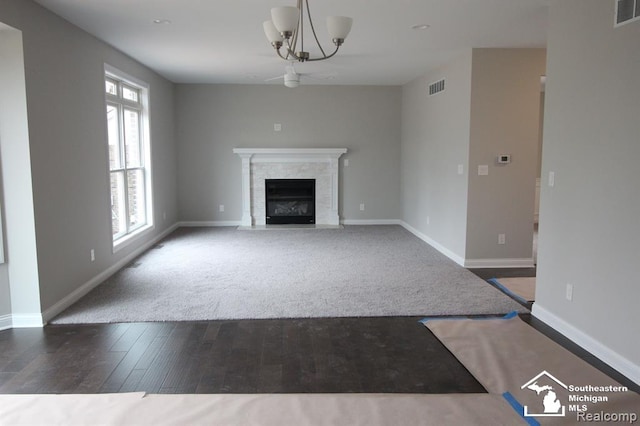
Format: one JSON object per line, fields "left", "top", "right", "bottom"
{"left": 263, "top": 0, "right": 353, "bottom": 63}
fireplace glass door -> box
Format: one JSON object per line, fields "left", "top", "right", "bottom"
{"left": 265, "top": 179, "right": 315, "bottom": 224}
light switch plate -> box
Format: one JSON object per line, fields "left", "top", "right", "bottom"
{"left": 478, "top": 165, "right": 489, "bottom": 176}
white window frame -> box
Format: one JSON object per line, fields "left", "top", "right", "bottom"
{"left": 615, "top": 0, "right": 640, "bottom": 27}
{"left": 104, "top": 64, "right": 154, "bottom": 252}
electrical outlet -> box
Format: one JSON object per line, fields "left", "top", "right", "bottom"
{"left": 344, "top": 159, "right": 349, "bottom": 167}
{"left": 548, "top": 171, "right": 555, "bottom": 187}
{"left": 90, "top": 249, "right": 95, "bottom": 262}
{"left": 478, "top": 165, "right": 489, "bottom": 176}
{"left": 566, "top": 283, "right": 573, "bottom": 301}
{"left": 498, "top": 234, "right": 506, "bottom": 245}
{"left": 273, "top": 123, "right": 282, "bottom": 132}
{"left": 359, "top": 203, "right": 365, "bottom": 211}
{"left": 426, "top": 216, "right": 430, "bottom": 225}
{"left": 219, "top": 204, "right": 225, "bottom": 212}
{"left": 457, "top": 164, "right": 464, "bottom": 175}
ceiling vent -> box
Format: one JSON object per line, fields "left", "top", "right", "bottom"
{"left": 615, "top": 0, "right": 640, "bottom": 26}
{"left": 428, "top": 79, "right": 445, "bottom": 96}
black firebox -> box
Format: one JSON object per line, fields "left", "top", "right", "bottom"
{"left": 265, "top": 179, "right": 315, "bottom": 224}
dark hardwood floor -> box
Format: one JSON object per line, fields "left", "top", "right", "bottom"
{"left": 469, "top": 267, "right": 537, "bottom": 281}
{"left": 0, "top": 317, "right": 485, "bottom": 395}
{"left": 469, "top": 267, "right": 537, "bottom": 310}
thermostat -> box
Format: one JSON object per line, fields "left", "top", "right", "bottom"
{"left": 497, "top": 154, "right": 511, "bottom": 164}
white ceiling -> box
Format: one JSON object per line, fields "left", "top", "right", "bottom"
{"left": 33, "top": 0, "right": 549, "bottom": 86}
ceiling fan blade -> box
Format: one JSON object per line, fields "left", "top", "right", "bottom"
{"left": 299, "top": 71, "right": 338, "bottom": 81}
{"left": 264, "top": 74, "right": 285, "bottom": 82}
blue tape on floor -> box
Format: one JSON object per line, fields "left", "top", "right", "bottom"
{"left": 502, "top": 392, "right": 540, "bottom": 426}
{"left": 418, "top": 310, "right": 518, "bottom": 324}
{"left": 487, "top": 278, "right": 529, "bottom": 304}
{"left": 502, "top": 310, "right": 518, "bottom": 319}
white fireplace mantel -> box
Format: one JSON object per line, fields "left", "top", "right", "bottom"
{"left": 233, "top": 148, "right": 347, "bottom": 226}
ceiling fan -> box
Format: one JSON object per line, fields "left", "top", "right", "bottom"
{"left": 265, "top": 63, "right": 336, "bottom": 88}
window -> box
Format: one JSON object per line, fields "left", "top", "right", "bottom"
{"left": 615, "top": 0, "right": 640, "bottom": 26}
{"left": 105, "top": 68, "right": 152, "bottom": 246}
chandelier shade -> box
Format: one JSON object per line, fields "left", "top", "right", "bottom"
{"left": 326, "top": 16, "right": 353, "bottom": 42}
{"left": 263, "top": 20, "right": 283, "bottom": 44}
{"left": 271, "top": 6, "right": 299, "bottom": 34}
{"left": 263, "top": 0, "right": 353, "bottom": 63}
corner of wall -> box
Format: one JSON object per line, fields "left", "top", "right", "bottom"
{"left": 400, "top": 221, "right": 465, "bottom": 266}
{"left": 0, "top": 314, "right": 12, "bottom": 331}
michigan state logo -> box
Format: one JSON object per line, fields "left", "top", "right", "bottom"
{"left": 521, "top": 371, "right": 568, "bottom": 417}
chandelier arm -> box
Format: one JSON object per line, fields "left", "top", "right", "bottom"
{"left": 276, "top": 47, "right": 301, "bottom": 62}
{"left": 298, "top": 0, "right": 304, "bottom": 54}
{"left": 283, "top": 36, "right": 298, "bottom": 61}
{"left": 306, "top": 45, "right": 340, "bottom": 62}
{"left": 267, "top": 0, "right": 349, "bottom": 63}
{"left": 305, "top": 0, "right": 327, "bottom": 57}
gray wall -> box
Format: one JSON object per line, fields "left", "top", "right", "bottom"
{"left": 0, "top": 25, "right": 20, "bottom": 322}
{"left": 0, "top": 22, "right": 41, "bottom": 322}
{"left": 400, "top": 51, "right": 472, "bottom": 261}
{"left": 0, "top": 264, "right": 9, "bottom": 321}
{"left": 466, "top": 48, "right": 546, "bottom": 262}
{"left": 0, "top": 0, "right": 178, "bottom": 316}
{"left": 175, "top": 84, "right": 402, "bottom": 223}
{"left": 535, "top": 0, "right": 640, "bottom": 377}
{"left": 0, "top": 27, "right": 11, "bottom": 322}
{"left": 401, "top": 48, "right": 545, "bottom": 265}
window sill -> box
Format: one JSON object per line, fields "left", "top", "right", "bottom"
{"left": 113, "top": 224, "right": 155, "bottom": 254}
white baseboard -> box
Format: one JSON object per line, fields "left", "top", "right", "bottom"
{"left": 532, "top": 304, "right": 640, "bottom": 385}
{"left": 464, "top": 258, "right": 535, "bottom": 268}
{"left": 400, "top": 221, "right": 535, "bottom": 269}
{"left": 11, "top": 313, "right": 44, "bottom": 328}
{"left": 0, "top": 314, "right": 12, "bottom": 331}
{"left": 399, "top": 221, "right": 466, "bottom": 266}
{"left": 177, "top": 221, "right": 242, "bottom": 227}
{"left": 1, "top": 312, "right": 46, "bottom": 329}
{"left": 180, "top": 220, "right": 402, "bottom": 227}
{"left": 341, "top": 219, "right": 402, "bottom": 225}
{"left": 42, "top": 223, "right": 180, "bottom": 324}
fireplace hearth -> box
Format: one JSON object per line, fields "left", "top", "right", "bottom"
{"left": 266, "top": 179, "right": 315, "bottom": 224}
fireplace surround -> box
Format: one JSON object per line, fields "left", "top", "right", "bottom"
{"left": 233, "top": 148, "right": 347, "bottom": 226}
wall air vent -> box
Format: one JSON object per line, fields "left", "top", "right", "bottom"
{"left": 615, "top": 0, "right": 640, "bottom": 26}
{"left": 428, "top": 79, "right": 445, "bottom": 96}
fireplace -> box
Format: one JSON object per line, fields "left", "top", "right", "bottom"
{"left": 265, "top": 179, "right": 315, "bottom": 224}
{"left": 233, "top": 148, "right": 347, "bottom": 226}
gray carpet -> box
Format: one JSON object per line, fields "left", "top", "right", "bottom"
{"left": 52, "top": 225, "right": 528, "bottom": 324}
